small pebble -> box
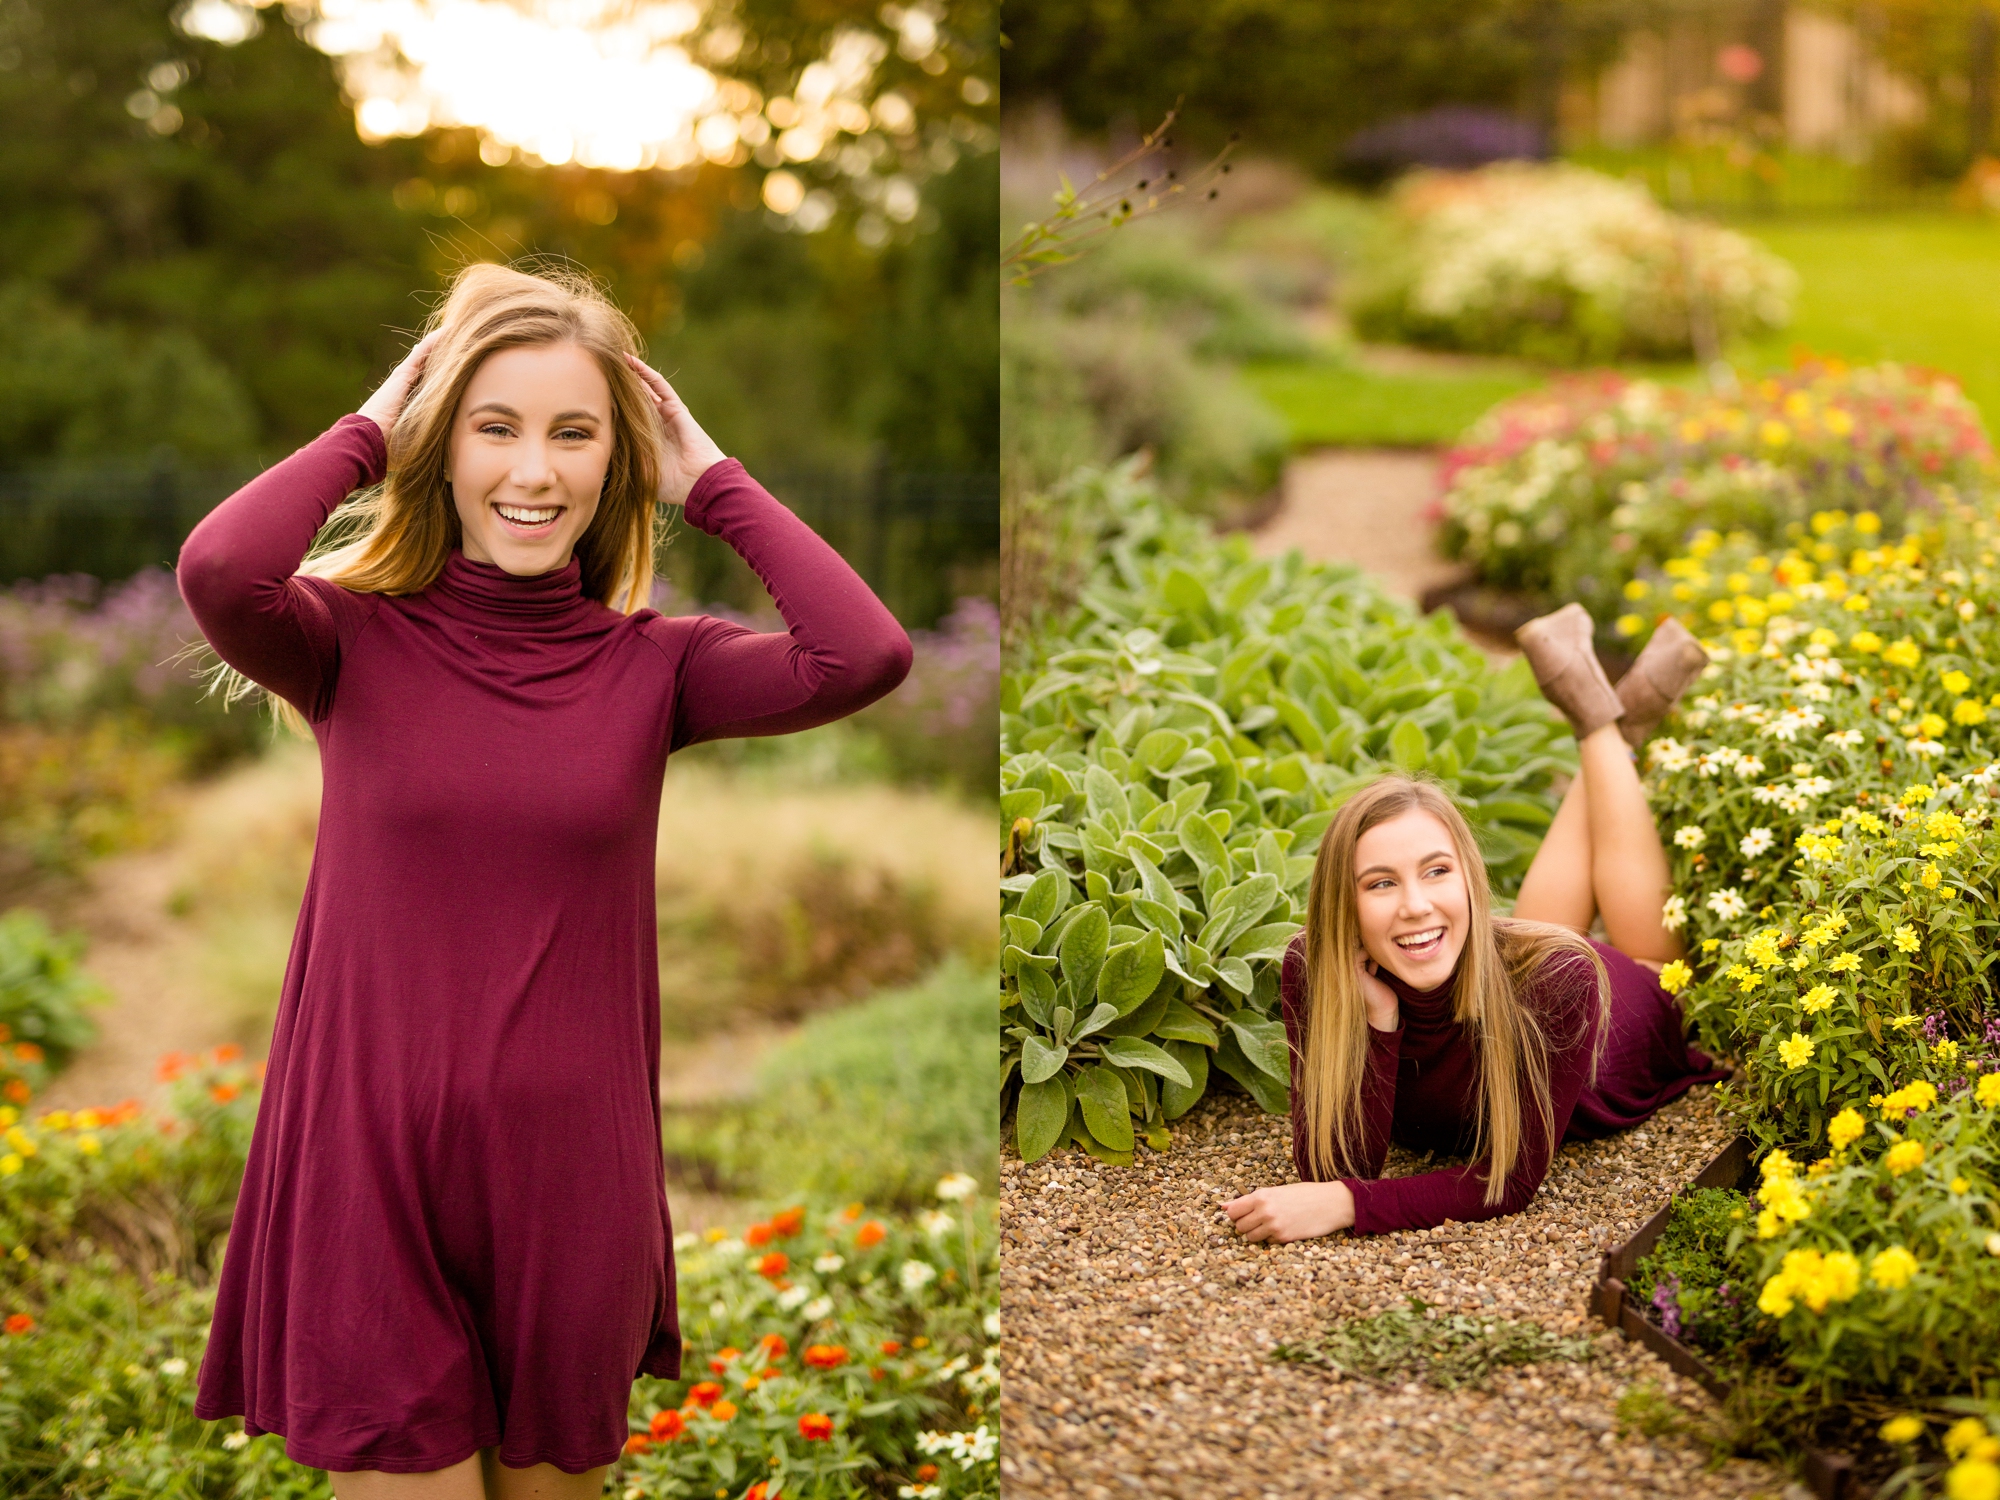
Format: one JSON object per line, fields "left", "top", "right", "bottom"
{"left": 999, "top": 1085, "right": 1791, "bottom": 1498}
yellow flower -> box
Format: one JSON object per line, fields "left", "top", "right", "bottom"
{"left": 1952, "top": 1176, "right": 1970, "bottom": 1194}
{"left": 1957, "top": 699, "right": 1989, "bottom": 725}
{"left": 1708, "top": 600, "right": 1734, "bottom": 624}
{"left": 1977, "top": 1072, "right": 2000, "bottom": 1107}
{"left": 1657, "top": 960, "right": 1692, "bottom": 995}
{"left": 1921, "top": 713, "right": 1948, "bottom": 737}
{"left": 1882, "top": 1080, "right": 1939, "bottom": 1114}
{"left": 1616, "top": 614, "right": 1644, "bottom": 638}
{"left": 1830, "top": 953, "right": 1861, "bottom": 972}
{"left": 1777, "top": 1032, "right": 1814, "bottom": 1069}
{"left": 1702, "top": 938, "right": 1720, "bottom": 954}
{"left": 1623, "top": 578, "right": 1650, "bottom": 600}
{"left": 3, "top": 1127, "right": 36, "bottom": 1159}
{"left": 1943, "top": 669, "right": 1973, "bottom": 695}
{"left": 1870, "top": 1245, "right": 1919, "bottom": 1289}
{"left": 1827, "top": 1107, "right": 1865, "bottom": 1150}
{"left": 1881, "top": 1415, "right": 1925, "bottom": 1445}
{"left": 1761, "top": 420, "right": 1791, "bottom": 447}
{"left": 1923, "top": 864, "right": 1943, "bottom": 889}
{"left": 1747, "top": 929, "right": 1784, "bottom": 969}
{"left": 1799, "top": 984, "right": 1837, "bottom": 1014}
{"left": 1856, "top": 511, "right": 1883, "bottom": 534}
{"left": 1824, "top": 407, "right": 1854, "bottom": 437}
{"left": 1926, "top": 809, "right": 1967, "bottom": 840}
{"left": 39, "top": 1111, "right": 69, "bottom": 1131}
{"left": 1948, "top": 1419, "right": 1992, "bottom": 1460}
{"left": 1886, "top": 1140, "right": 1926, "bottom": 1175}
{"left": 1936, "top": 1039, "right": 1961, "bottom": 1066}
{"left": 1851, "top": 630, "right": 1884, "bottom": 653}
{"left": 1757, "top": 1271, "right": 1794, "bottom": 1315}
{"left": 1844, "top": 593, "right": 1869, "bottom": 611}
{"left": 1901, "top": 784, "right": 1936, "bottom": 806}
{"left": 0, "top": 1154, "right": 20, "bottom": 1176}
{"left": 1893, "top": 925, "right": 1921, "bottom": 953}
{"left": 1946, "top": 1458, "right": 2000, "bottom": 1500}
{"left": 76, "top": 1134, "right": 100, "bottom": 1156}
{"left": 1884, "top": 638, "right": 1923, "bottom": 668}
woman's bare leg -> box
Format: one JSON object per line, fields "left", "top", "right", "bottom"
{"left": 1512, "top": 771, "right": 1595, "bottom": 935}
{"left": 480, "top": 1450, "right": 610, "bottom": 1499}
{"left": 1577, "top": 724, "right": 1683, "bottom": 963}
{"left": 328, "top": 1454, "right": 484, "bottom": 1500}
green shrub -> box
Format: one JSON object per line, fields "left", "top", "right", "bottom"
{"left": 0, "top": 910, "right": 106, "bottom": 1086}
{"left": 1000, "top": 463, "right": 1573, "bottom": 1162}
{"left": 1435, "top": 360, "right": 1992, "bottom": 629}
{"left": 665, "top": 959, "right": 1000, "bottom": 1210}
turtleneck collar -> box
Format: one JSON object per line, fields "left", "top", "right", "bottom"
{"left": 1377, "top": 960, "right": 1459, "bottom": 1016}
{"left": 430, "top": 547, "right": 587, "bottom": 621}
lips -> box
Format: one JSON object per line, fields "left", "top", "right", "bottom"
{"left": 494, "top": 502, "right": 563, "bottom": 536}
{"left": 1392, "top": 926, "right": 1447, "bottom": 960}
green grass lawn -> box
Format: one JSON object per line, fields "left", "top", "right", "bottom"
{"left": 1245, "top": 211, "right": 2000, "bottom": 450}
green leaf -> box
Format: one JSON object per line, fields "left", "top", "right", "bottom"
{"left": 1389, "top": 717, "right": 1429, "bottom": 771}
{"left": 1179, "top": 807, "right": 1229, "bottom": 878}
{"left": 1077, "top": 1063, "right": 1136, "bottom": 1151}
{"left": 1084, "top": 765, "right": 1130, "bottom": 828}
{"left": 1016, "top": 962, "right": 1056, "bottom": 1026}
{"left": 1016, "top": 867, "right": 1067, "bottom": 928}
{"left": 1003, "top": 914, "right": 1042, "bottom": 951}
{"left": 1225, "top": 1012, "right": 1291, "bottom": 1080}
{"left": 1161, "top": 568, "right": 1211, "bottom": 616}
{"left": 1155, "top": 999, "right": 1220, "bottom": 1047}
{"left": 1059, "top": 904, "right": 1111, "bottom": 999}
{"left": 999, "top": 788, "right": 1045, "bottom": 822}
{"left": 1134, "top": 728, "right": 1192, "bottom": 773}
{"left": 1097, "top": 1036, "right": 1194, "bottom": 1088}
{"left": 1097, "top": 927, "right": 1167, "bottom": 1016}
{"left": 1072, "top": 1002, "right": 1120, "bottom": 1040}
{"left": 1214, "top": 957, "right": 1255, "bottom": 994}
{"left": 1021, "top": 1034, "right": 1068, "bottom": 1085}
{"left": 1014, "top": 1077, "right": 1069, "bottom": 1161}
{"left": 1214, "top": 1027, "right": 1289, "bottom": 1113}
{"left": 1230, "top": 922, "right": 1302, "bottom": 962}
{"left": 1161, "top": 1039, "right": 1209, "bottom": 1119}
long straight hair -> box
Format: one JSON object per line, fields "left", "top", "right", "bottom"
{"left": 207, "top": 261, "right": 667, "bottom": 734}
{"left": 1296, "top": 774, "right": 1610, "bottom": 1204}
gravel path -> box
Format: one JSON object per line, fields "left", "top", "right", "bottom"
{"left": 999, "top": 1086, "right": 1793, "bottom": 1499}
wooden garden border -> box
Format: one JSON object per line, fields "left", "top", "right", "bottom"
{"left": 1588, "top": 1133, "right": 1859, "bottom": 1500}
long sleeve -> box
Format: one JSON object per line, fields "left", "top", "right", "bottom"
{"left": 176, "top": 413, "right": 387, "bottom": 718}
{"left": 1343, "top": 953, "right": 1603, "bottom": 1235}
{"left": 667, "top": 459, "right": 914, "bottom": 747}
{"left": 1280, "top": 937, "right": 1400, "bottom": 1184}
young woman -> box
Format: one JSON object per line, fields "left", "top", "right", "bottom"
{"left": 179, "top": 264, "right": 912, "bottom": 1496}
{"left": 1224, "top": 603, "right": 1728, "bottom": 1242}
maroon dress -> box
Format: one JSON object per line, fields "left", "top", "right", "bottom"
{"left": 1278, "top": 931, "right": 1727, "bottom": 1235}
{"left": 181, "top": 414, "right": 911, "bottom": 1473}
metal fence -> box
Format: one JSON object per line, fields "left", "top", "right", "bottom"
{"left": 0, "top": 460, "right": 996, "bottom": 629}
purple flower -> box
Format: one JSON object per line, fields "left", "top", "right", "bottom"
{"left": 1923, "top": 1012, "right": 1944, "bottom": 1044}
{"left": 1651, "top": 1275, "right": 1683, "bottom": 1340}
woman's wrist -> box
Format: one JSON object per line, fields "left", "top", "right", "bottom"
{"left": 1365, "top": 1000, "right": 1400, "bottom": 1033}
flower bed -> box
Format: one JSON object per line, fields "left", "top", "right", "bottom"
{"left": 0, "top": 1049, "right": 997, "bottom": 1499}
{"left": 1000, "top": 459, "right": 1573, "bottom": 1162}
{"left": 1612, "top": 502, "right": 2000, "bottom": 1491}
{"left": 1435, "top": 360, "right": 1993, "bottom": 628}
{"left": 1350, "top": 162, "right": 1796, "bottom": 364}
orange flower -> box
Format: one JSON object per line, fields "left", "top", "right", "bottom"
{"left": 156, "top": 1052, "right": 190, "bottom": 1082}
{"left": 210, "top": 1083, "right": 240, "bottom": 1104}
{"left": 744, "top": 1221, "right": 775, "bottom": 1248}
{"left": 213, "top": 1044, "right": 243, "bottom": 1064}
{"left": 687, "top": 1380, "right": 722, "bottom": 1408}
{"left": 756, "top": 1252, "right": 788, "bottom": 1280}
{"left": 710, "top": 1400, "right": 737, "bottom": 1421}
{"left": 746, "top": 1485, "right": 770, "bottom": 1500}
{"left": 803, "top": 1344, "right": 848, "bottom": 1369}
{"left": 0, "top": 1023, "right": 11, "bottom": 1042}
{"left": 841, "top": 1202, "right": 863, "bottom": 1221}
{"left": 648, "top": 1409, "right": 684, "bottom": 1441}
{"left": 870, "top": 1366, "right": 886, "bottom": 1381}
{"left": 251, "top": 1061, "right": 267, "bottom": 1080}
{"left": 798, "top": 1413, "right": 833, "bottom": 1441}
{"left": 917, "top": 1465, "right": 939, "bottom": 1482}
{"left": 4, "top": 1314, "right": 31, "bottom": 1335}
{"left": 757, "top": 1333, "right": 788, "bottom": 1359}
{"left": 13, "top": 1044, "right": 42, "bottom": 1065}
{"left": 709, "top": 1346, "right": 741, "bottom": 1375}
{"left": 879, "top": 1340, "right": 902, "bottom": 1355}
{"left": 622, "top": 1434, "right": 651, "bottom": 1455}
{"left": 855, "top": 1221, "right": 886, "bottom": 1249}
{"left": 3, "top": 1081, "right": 28, "bottom": 1104}
{"left": 771, "top": 1206, "right": 805, "bottom": 1237}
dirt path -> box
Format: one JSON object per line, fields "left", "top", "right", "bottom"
{"left": 999, "top": 1090, "right": 1791, "bottom": 1500}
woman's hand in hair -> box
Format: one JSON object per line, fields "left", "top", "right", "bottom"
{"left": 357, "top": 332, "right": 440, "bottom": 441}
{"left": 1357, "top": 951, "right": 1400, "bottom": 1033}
{"left": 1222, "top": 1181, "right": 1355, "bottom": 1242}
{"left": 624, "top": 354, "right": 728, "bottom": 506}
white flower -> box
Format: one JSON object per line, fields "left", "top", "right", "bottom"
{"left": 984, "top": 1309, "right": 1001, "bottom": 1338}
{"left": 82, "top": 1452, "right": 99, "bottom": 1470}
{"left": 961, "top": 1350, "right": 1001, "bottom": 1395}
{"left": 777, "top": 1285, "right": 811, "bottom": 1311}
{"left": 898, "top": 1487, "right": 940, "bottom": 1499}
{"left": 899, "top": 1259, "right": 938, "bottom": 1293}
{"left": 935, "top": 1172, "right": 978, "bottom": 1202}
{"left": 709, "top": 1300, "right": 728, "bottom": 1319}
{"left": 1673, "top": 825, "right": 1706, "bottom": 849}
{"left": 1648, "top": 737, "right": 1692, "bottom": 772}
{"left": 1824, "top": 729, "right": 1864, "bottom": 748}
{"left": 1910, "top": 738, "right": 1946, "bottom": 758}
{"left": 1750, "top": 783, "right": 1786, "bottom": 805}
{"left": 1736, "top": 755, "right": 1765, "bottom": 777}
{"left": 712, "top": 1238, "right": 746, "bottom": 1258}
{"left": 1707, "top": 888, "right": 1748, "bottom": 920}
{"left": 1794, "top": 776, "right": 1834, "bottom": 798}
{"left": 919, "top": 1210, "right": 955, "bottom": 1239}
{"left": 803, "top": 1296, "right": 834, "bottom": 1320}
{"left": 1740, "top": 827, "right": 1774, "bottom": 857}
{"left": 1776, "top": 790, "right": 1811, "bottom": 814}
{"left": 813, "top": 1254, "right": 845, "bottom": 1273}
{"left": 1799, "top": 682, "right": 1833, "bottom": 702}
{"left": 673, "top": 1232, "right": 697, "bottom": 1251}
{"left": 1969, "top": 763, "right": 2000, "bottom": 788}
{"left": 222, "top": 1432, "right": 250, "bottom": 1451}
{"left": 1658, "top": 894, "right": 1687, "bottom": 932}
{"left": 160, "top": 1358, "right": 187, "bottom": 1377}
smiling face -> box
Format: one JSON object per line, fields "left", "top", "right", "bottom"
{"left": 1352, "top": 808, "right": 1473, "bottom": 990}
{"left": 447, "top": 341, "right": 613, "bottom": 575}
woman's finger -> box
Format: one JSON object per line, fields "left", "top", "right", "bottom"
{"left": 624, "top": 352, "right": 674, "bottom": 407}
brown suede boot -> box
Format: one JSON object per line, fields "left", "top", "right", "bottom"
{"left": 1514, "top": 603, "right": 1625, "bottom": 740}
{"left": 1615, "top": 616, "right": 1712, "bottom": 749}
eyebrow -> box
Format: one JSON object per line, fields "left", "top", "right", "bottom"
{"left": 467, "top": 402, "right": 603, "bottom": 423}
{"left": 1355, "top": 850, "right": 1455, "bottom": 881}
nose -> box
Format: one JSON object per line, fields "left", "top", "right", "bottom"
{"left": 1398, "top": 883, "right": 1436, "bottom": 920}
{"left": 509, "top": 436, "right": 558, "bottom": 492}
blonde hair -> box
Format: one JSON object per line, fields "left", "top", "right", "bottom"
{"left": 1295, "top": 774, "right": 1609, "bottom": 1205}
{"left": 209, "top": 261, "right": 667, "bottom": 734}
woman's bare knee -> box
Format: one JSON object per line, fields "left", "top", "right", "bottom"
{"left": 327, "top": 1451, "right": 484, "bottom": 1500}
{"left": 480, "top": 1448, "right": 610, "bottom": 1500}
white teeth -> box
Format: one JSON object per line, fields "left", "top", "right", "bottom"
{"left": 496, "top": 505, "right": 559, "bottom": 524}
{"left": 1394, "top": 928, "right": 1444, "bottom": 949}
